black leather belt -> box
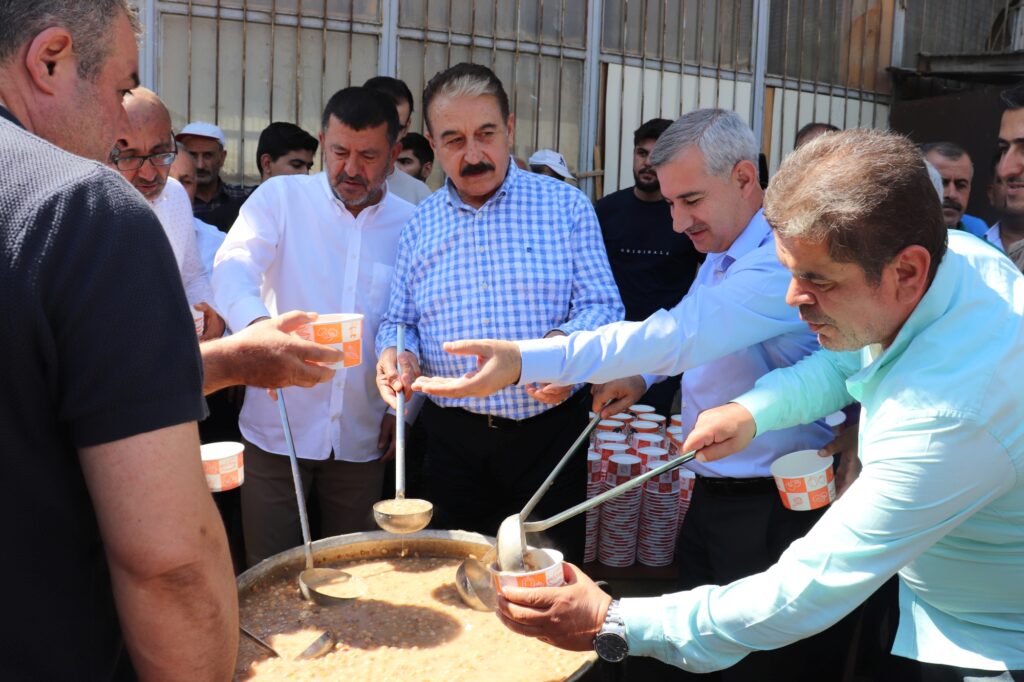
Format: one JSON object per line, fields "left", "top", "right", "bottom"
{"left": 696, "top": 475, "right": 777, "bottom": 496}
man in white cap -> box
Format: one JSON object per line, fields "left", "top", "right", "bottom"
{"left": 528, "top": 148, "right": 575, "bottom": 182}
{"left": 177, "top": 120, "right": 250, "bottom": 231}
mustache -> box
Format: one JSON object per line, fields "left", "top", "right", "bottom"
{"left": 942, "top": 198, "right": 962, "bottom": 212}
{"left": 335, "top": 172, "right": 367, "bottom": 187}
{"left": 799, "top": 305, "right": 835, "bottom": 326}
{"left": 461, "top": 161, "right": 495, "bottom": 177}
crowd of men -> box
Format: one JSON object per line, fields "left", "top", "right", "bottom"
{"left": 2, "top": 2, "right": 1022, "bottom": 681}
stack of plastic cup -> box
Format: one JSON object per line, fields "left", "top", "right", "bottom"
{"left": 666, "top": 426, "right": 684, "bottom": 456}
{"left": 595, "top": 441, "right": 630, "bottom": 474}
{"left": 632, "top": 431, "right": 665, "bottom": 455}
{"left": 592, "top": 418, "right": 625, "bottom": 448}
{"left": 594, "top": 431, "right": 629, "bottom": 452}
{"left": 646, "top": 413, "right": 667, "bottom": 435}
{"left": 638, "top": 464, "right": 681, "bottom": 566}
{"left": 677, "top": 469, "right": 697, "bottom": 532}
{"left": 610, "top": 412, "right": 635, "bottom": 435}
{"left": 584, "top": 451, "right": 604, "bottom": 563}
{"left": 629, "top": 404, "right": 656, "bottom": 421}
{"left": 636, "top": 446, "right": 669, "bottom": 466}
{"left": 670, "top": 414, "right": 684, "bottom": 430}
{"left": 598, "top": 454, "right": 643, "bottom": 567}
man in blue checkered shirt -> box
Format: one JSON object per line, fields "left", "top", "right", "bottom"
{"left": 375, "top": 63, "right": 623, "bottom": 561}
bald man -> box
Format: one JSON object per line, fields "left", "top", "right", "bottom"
{"left": 112, "top": 88, "right": 225, "bottom": 339}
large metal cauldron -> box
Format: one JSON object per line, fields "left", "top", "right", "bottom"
{"left": 236, "top": 529, "right": 597, "bottom": 682}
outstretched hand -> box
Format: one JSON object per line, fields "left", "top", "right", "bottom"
{"left": 411, "top": 339, "right": 523, "bottom": 398}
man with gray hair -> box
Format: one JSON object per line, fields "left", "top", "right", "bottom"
{"left": 413, "top": 108, "right": 854, "bottom": 680}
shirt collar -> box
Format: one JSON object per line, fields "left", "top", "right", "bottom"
{"left": 444, "top": 157, "right": 516, "bottom": 212}
{"left": 0, "top": 104, "right": 23, "bottom": 128}
{"left": 713, "top": 208, "right": 771, "bottom": 273}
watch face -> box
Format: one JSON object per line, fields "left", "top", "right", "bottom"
{"left": 595, "top": 633, "right": 629, "bottom": 663}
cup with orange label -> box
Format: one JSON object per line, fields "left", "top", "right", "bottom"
{"left": 489, "top": 548, "right": 565, "bottom": 595}
{"left": 294, "top": 313, "right": 364, "bottom": 370}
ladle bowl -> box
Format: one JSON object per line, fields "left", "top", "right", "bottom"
{"left": 454, "top": 546, "right": 497, "bottom": 611}
{"left": 373, "top": 497, "right": 434, "bottom": 534}
{"left": 299, "top": 566, "right": 368, "bottom": 604}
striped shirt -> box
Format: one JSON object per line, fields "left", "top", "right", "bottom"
{"left": 376, "top": 161, "right": 623, "bottom": 420}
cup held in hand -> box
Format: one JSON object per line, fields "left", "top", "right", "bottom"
{"left": 770, "top": 449, "right": 836, "bottom": 510}
{"left": 295, "top": 313, "right": 364, "bottom": 369}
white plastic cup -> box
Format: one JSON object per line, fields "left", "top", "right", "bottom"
{"left": 489, "top": 548, "right": 565, "bottom": 595}
{"left": 294, "top": 313, "right": 364, "bottom": 369}
{"left": 770, "top": 449, "right": 837, "bottom": 511}
{"left": 200, "top": 441, "right": 244, "bottom": 492}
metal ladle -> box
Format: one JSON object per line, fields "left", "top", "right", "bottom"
{"left": 495, "top": 408, "right": 607, "bottom": 572}
{"left": 240, "top": 625, "right": 336, "bottom": 660}
{"left": 373, "top": 324, "right": 433, "bottom": 534}
{"left": 454, "top": 546, "right": 498, "bottom": 611}
{"left": 276, "top": 389, "right": 367, "bottom": 605}
{"left": 497, "top": 449, "right": 699, "bottom": 571}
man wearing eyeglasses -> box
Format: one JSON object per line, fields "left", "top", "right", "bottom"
{"left": 112, "top": 87, "right": 225, "bottom": 340}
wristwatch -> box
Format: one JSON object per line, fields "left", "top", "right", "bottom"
{"left": 594, "top": 599, "right": 629, "bottom": 663}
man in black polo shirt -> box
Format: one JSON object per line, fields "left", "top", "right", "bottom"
{"left": 596, "top": 118, "right": 701, "bottom": 415}
{"left": 0, "top": 2, "right": 338, "bottom": 679}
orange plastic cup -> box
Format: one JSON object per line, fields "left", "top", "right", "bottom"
{"left": 295, "top": 313, "right": 364, "bottom": 369}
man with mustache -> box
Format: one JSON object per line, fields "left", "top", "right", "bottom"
{"left": 413, "top": 109, "right": 857, "bottom": 680}
{"left": 374, "top": 63, "right": 623, "bottom": 564}
{"left": 213, "top": 86, "right": 415, "bottom": 566}
{"left": 922, "top": 141, "right": 988, "bottom": 238}
{"left": 596, "top": 118, "right": 701, "bottom": 417}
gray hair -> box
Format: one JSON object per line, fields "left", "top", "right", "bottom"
{"left": 649, "top": 108, "right": 759, "bottom": 177}
{"left": 422, "top": 63, "right": 510, "bottom": 133}
{"left": 0, "top": 1, "right": 142, "bottom": 80}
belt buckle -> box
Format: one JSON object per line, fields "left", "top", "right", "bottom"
{"left": 486, "top": 414, "right": 499, "bottom": 430}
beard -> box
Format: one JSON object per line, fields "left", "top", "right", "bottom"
{"left": 634, "top": 166, "right": 659, "bottom": 193}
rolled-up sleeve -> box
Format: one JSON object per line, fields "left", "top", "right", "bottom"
{"left": 619, "top": 417, "right": 1014, "bottom": 673}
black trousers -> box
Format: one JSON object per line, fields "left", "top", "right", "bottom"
{"left": 419, "top": 392, "right": 588, "bottom": 563}
{"left": 624, "top": 475, "right": 859, "bottom": 681}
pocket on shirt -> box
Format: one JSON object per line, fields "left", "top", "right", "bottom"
{"left": 369, "top": 263, "right": 396, "bottom": 315}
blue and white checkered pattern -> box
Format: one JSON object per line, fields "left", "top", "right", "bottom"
{"left": 376, "top": 161, "right": 623, "bottom": 420}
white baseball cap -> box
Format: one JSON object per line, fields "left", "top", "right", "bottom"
{"left": 527, "top": 149, "right": 574, "bottom": 179}
{"left": 176, "top": 121, "right": 226, "bottom": 147}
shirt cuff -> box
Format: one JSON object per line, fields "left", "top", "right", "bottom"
{"left": 641, "top": 374, "right": 663, "bottom": 391}
{"left": 225, "top": 296, "right": 270, "bottom": 334}
{"left": 516, "top": 336, "right": 570, "bottom": 385}
{"left": 731, "top": 385, "right": 782, "bottom": 437}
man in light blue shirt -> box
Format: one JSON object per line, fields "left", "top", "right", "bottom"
{"left": 374, "top": 64, "right": 623, "bottom": 562}
{"left": 414, "top": 109, "right": 855, "bottom": 681}
{"left": 457, "top": 130, "right": 1024, "bottom": 679}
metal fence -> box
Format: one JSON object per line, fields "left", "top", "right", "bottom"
{"left": 134, "top": 1, "right": 999, "bottom": 197}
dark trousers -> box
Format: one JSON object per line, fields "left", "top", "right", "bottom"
{"left": 420, "top": 392, "right": 588, "bottom": 563}
{"left": 240, "top": 439, "right": 385, "bottom": 567}
{"left": 625, "top": 475, "right": 859, "bottom": 681}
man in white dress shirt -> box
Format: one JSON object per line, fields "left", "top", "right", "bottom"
{"left": 111, "top": 87, "right": 225, "bottom": 340}
{"left": 214, "top": 86, "right": 414, "bottom": 567}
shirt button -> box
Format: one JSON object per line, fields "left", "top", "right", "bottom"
{"left": 482, "top": 318, "right": 490, "bottom": 325}
{"left": 478, "top": 247, "right": 485, "bottom": 253}
{"left": 482, "top": 283, "right": 489, "bottom": 290}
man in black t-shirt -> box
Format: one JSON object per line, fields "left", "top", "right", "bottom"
{"left": 596, "top": 118, "right": 701, "bottom": 415}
